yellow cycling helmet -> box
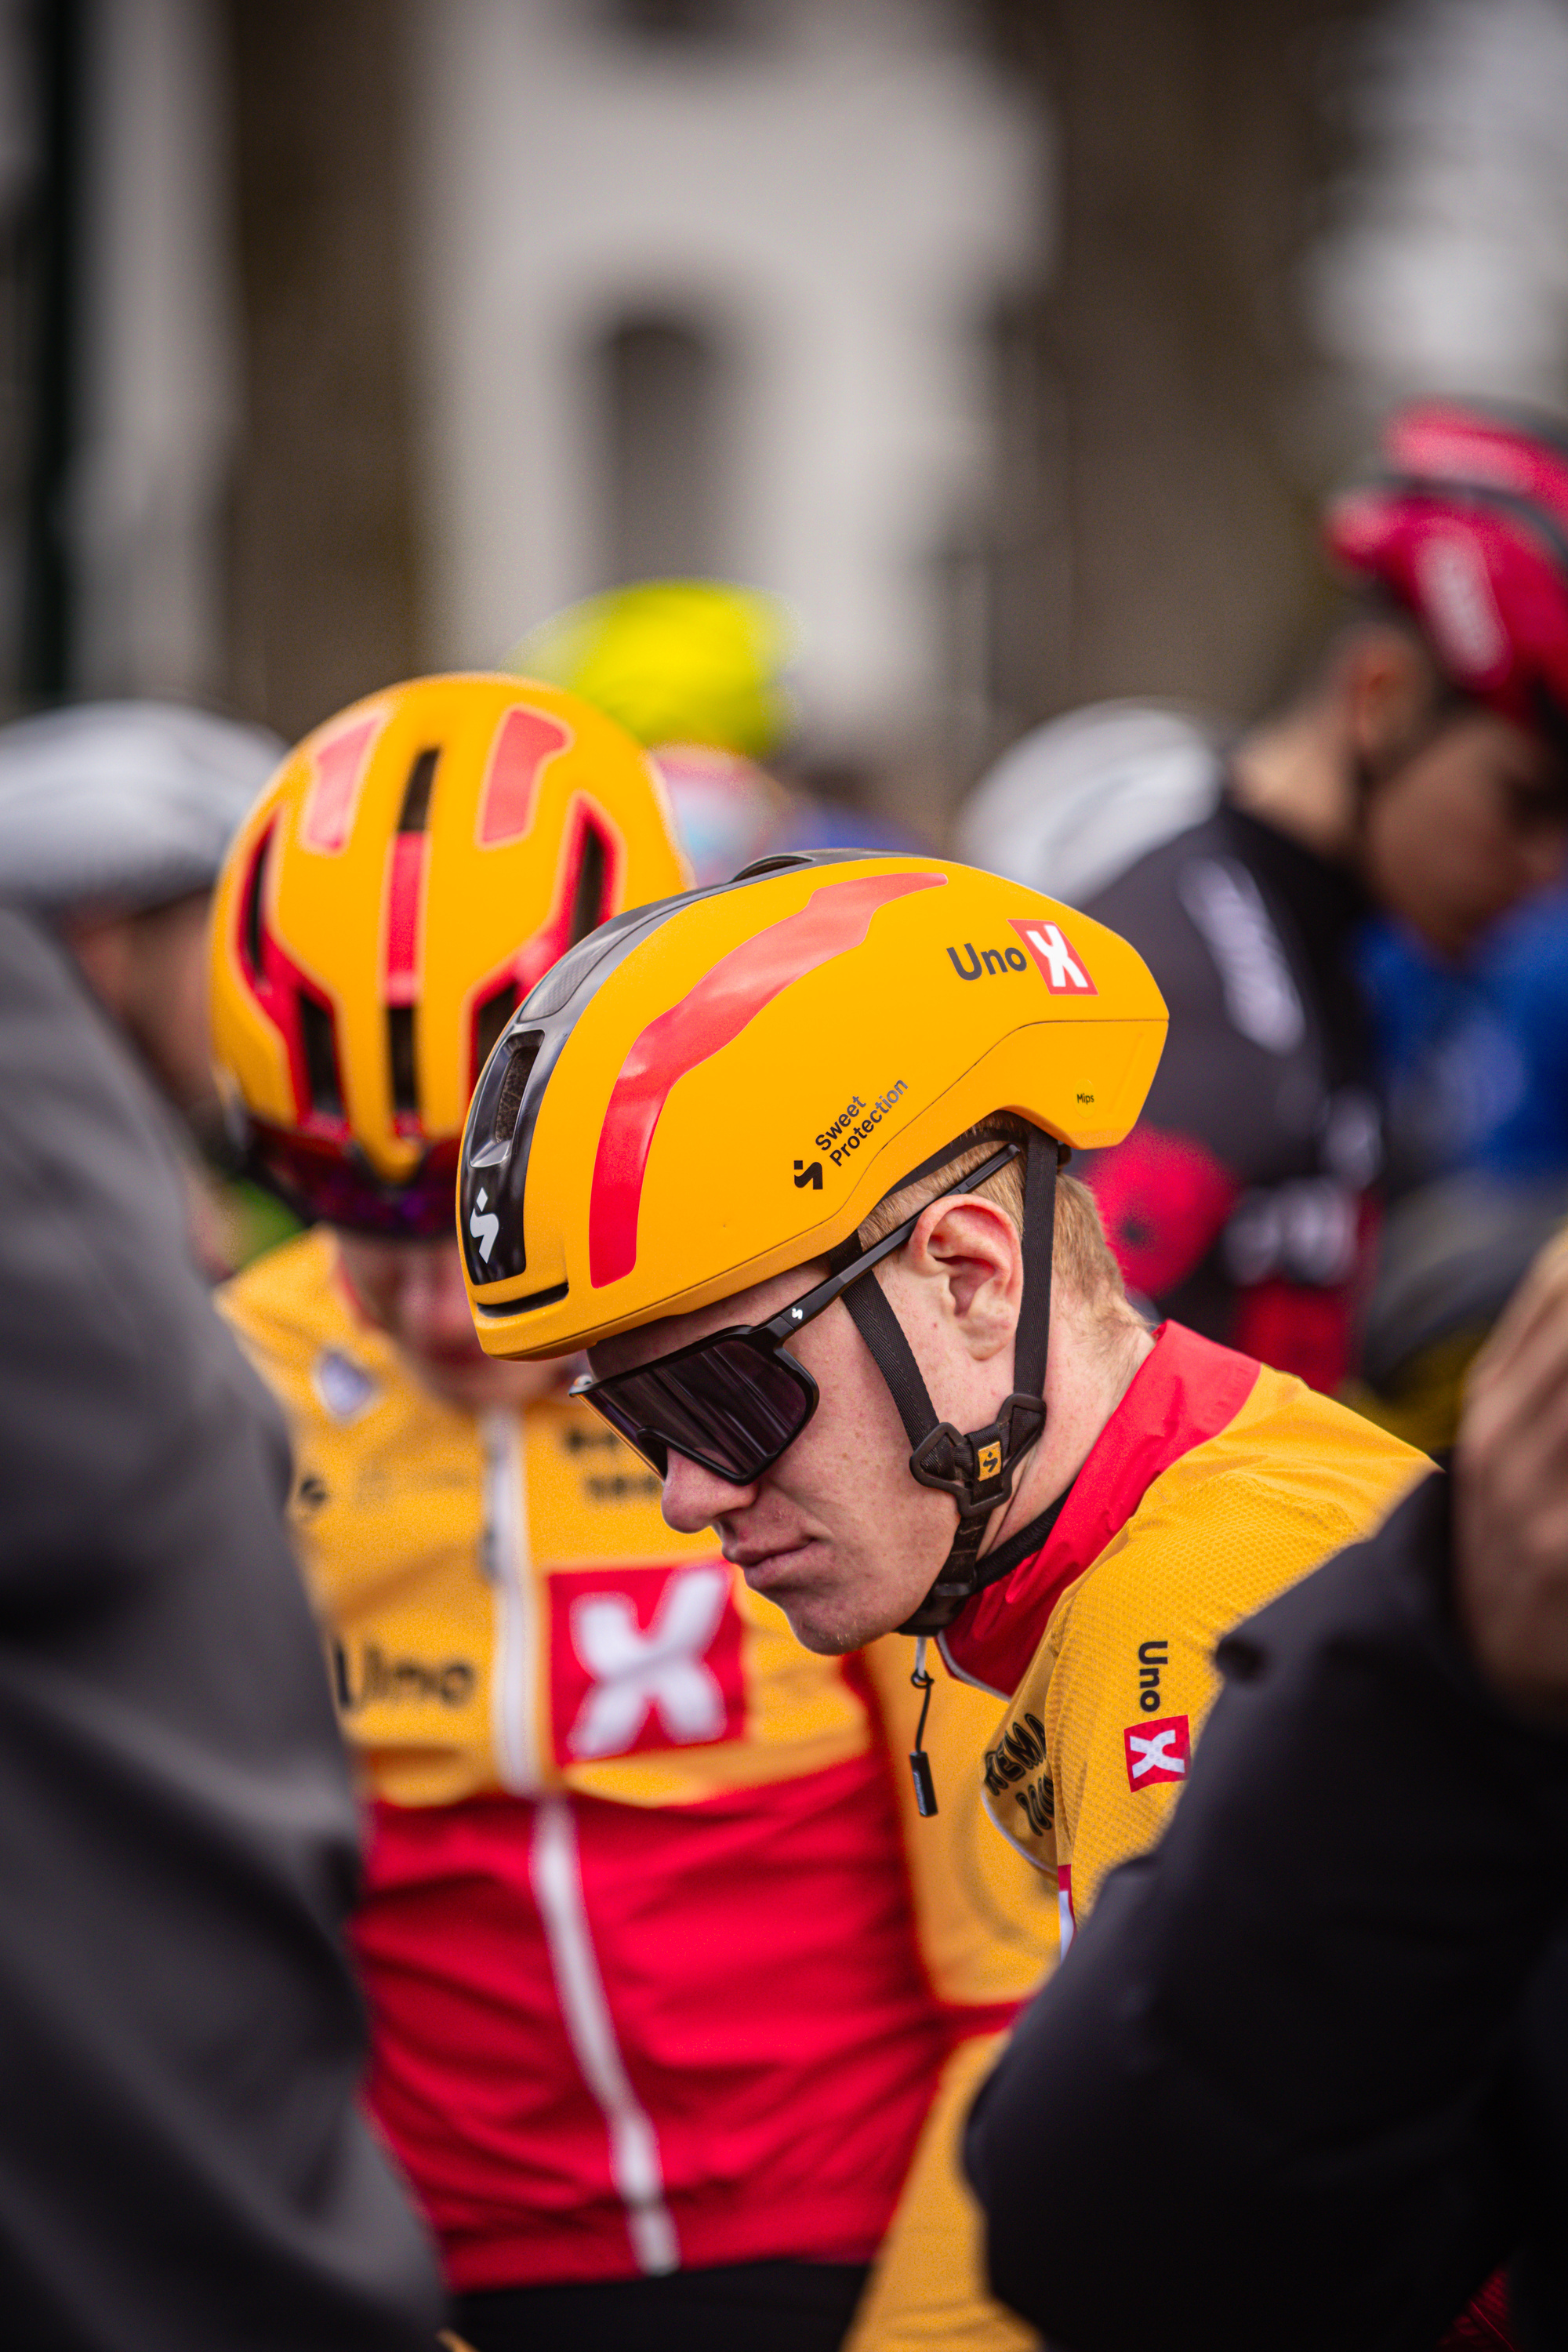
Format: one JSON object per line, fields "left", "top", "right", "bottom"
{"left": 507, "top": 580, "right": 796, "bottom": 760}
{"left": 211, "top": 672, "right": 688, "bottom": 1235}
{"left": 458, "top": 850, "right": 1166, "bottom": 1628}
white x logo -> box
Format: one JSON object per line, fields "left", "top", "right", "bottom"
{"left": 1127, "top": 1727, "right": 1185, "bottom": 1780}
{"left": 1024, "top": 922, "right": 1091, "bottom": 993}
{"left": 567, "top": 1566, "right": 731, "bottom": 1759}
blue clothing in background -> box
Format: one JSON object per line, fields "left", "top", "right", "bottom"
{"left": 1359, "top": 887, "right": 1568, "bottom": 1188}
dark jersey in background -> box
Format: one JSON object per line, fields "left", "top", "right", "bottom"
{"left": 1081, "top": 797, "right": 1381, "bottom": 1392}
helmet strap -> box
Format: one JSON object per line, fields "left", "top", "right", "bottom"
{"left": 839, "top": 1124, "right": 1061, "bottom": 1642}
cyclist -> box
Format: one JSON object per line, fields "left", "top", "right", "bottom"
{"left": 459, "top": 851, "right": 1427, "bottom": 1955}
{"left": 0, "top": 698, "right": 280, "bottom": 1120}
{"left": 1071, "top": 400, "right": 1568, "bottom": 1392}
{"left": 214, "top": 676, "right": 1056, "bottom": 2352}
{"left": 0, "top": 699, "right": 284, "bottom": 1270}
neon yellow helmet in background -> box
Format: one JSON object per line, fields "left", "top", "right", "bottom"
{"left": 507, "top": 580, "right": 797, "bottom": 763}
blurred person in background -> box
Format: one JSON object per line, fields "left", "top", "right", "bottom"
{"left": 511, "top": 578, "right": 921, "bottom": 884}
{"left": 967, "top": 1222, "right": 1568, "bottom": 2351}
{"left": 0, "top": 889, "right": 441, "bottom": 2331}
{"left": 976, "top": 401, "right": 1568, "bottom": 1396}
{"left": 0, "top": 699, "right": 285, "bottom": 1272}
{"left": 214, "top": 672, "right": 1057, "bottom": 2352}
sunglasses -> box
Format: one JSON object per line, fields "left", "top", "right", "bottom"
{"left": 572, "top": 1142, "right": 1018, "bottom": 1486}
{"left": 250, "top": 1124, "right": 460, "bottom": 1240}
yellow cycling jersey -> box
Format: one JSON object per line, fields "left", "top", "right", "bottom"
{"left": 944, "top": 1322, "right": 1428, "bottom": 1932}
{"left": 220, "top": 1230, "right": 1055, "bottom": 2012}
{"left": 222, "top": 1227, "right": 877, "bottom": 1813}
{"left": 221, "top": 1229, "right": 1058, "bottom": 2350}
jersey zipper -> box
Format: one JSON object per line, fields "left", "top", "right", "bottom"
{"left": 530, "top": 1795, "right": 680, "bottom": 2276}
{"left": 482, "top": 1410, "right": 678, "bottom": 2267}
{"left": 480, "top": 1407, "right": 541, "bottom": 1793}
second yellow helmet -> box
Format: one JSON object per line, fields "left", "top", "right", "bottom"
{"left": 211, "top": 673, "right": 689, "bottom": 1232}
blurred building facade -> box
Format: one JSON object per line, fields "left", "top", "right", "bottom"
{"left": 6, "top": 0, "right": 1568, "bottom": 819}
{"left": 411, "top": 0, "right": 1042, "bottom": 810}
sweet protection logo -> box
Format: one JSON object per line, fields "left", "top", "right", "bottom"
{"left": 549, "top": 1562, "right": 744, "bottom": 1762}
{"left": 1123, "top": 1712, "right": 1190, "bottom": 1789}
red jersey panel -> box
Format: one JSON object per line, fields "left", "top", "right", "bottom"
{"left": 354, "top": 1750, "right": 951, "bottom": 2291}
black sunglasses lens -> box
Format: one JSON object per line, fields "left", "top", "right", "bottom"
{"left": 591, "top": 1336, "right": 815, "bottom": 1483}
{"left": 583, "top": 1387, "right": 669, "bottom": 1477}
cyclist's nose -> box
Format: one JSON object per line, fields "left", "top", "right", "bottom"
{"left": 660, "top": 1451, "right": 757, "bottom": 1534}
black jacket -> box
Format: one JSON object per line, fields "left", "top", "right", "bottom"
{"left": 1081, "top": 798, "right": 1378, "bottom": 1391}
{"left": 966, "top": 1468, "right": 1568, "bottom": 2351}
{"left": 0, "top": 913, "right": 443, "bottom": 2350}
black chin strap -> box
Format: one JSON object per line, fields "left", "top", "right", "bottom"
{"left": 839, "top": 1127, "right": 1062, "bottom": 1639}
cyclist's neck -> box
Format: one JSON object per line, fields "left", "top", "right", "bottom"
{"left": 1228, "top": 705, "right": 1358, "bottom": 866}
{"left": 981, "top": 1297, "right": 1153, "bottom": 1561}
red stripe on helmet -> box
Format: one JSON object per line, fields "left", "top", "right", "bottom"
{"left": 589, "top": 870, "right": 944, "bottom": 1289}
{"left": 476, "top": 706, "right": 572, "bottom": 847}
{"left": 300, "top": 713, "right": 380, "bottom": 853}
{"left": 383, "top": 833, "right": 427, "bottom": 1007}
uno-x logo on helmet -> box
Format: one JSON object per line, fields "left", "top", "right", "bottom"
{"left": 1011, "top": 918, "right": 1097, "bottom": 996}
{"left": 589, "top": 872, "right": 943, "bottom": 1287}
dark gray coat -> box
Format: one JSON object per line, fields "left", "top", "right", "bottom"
{"left": 0, "top": 912, "right": 442, "bottom": 2350}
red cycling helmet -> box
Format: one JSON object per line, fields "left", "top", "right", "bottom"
{"left": 1326, "top": 398, "right": 1568, "bottom": 751}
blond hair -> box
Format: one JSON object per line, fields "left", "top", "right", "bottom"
{"left": 859, "top": 1112, "right": 1132, "bottom": 1319}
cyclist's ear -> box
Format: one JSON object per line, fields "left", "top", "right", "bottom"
{"left": 897, "top": 1195, "right": 1022, "bottom": 1360}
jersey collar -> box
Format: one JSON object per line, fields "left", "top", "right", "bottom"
{"left": 938, "top": 1320, "right": 1261, "bottom": 1697}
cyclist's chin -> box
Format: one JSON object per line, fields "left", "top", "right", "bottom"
{"left": 765, "top": 1562, "right": 921, "bottom": 1658}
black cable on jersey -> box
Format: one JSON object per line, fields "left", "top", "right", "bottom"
{"left": 908, "top": 1639, "right": 938, "bottom": 1817}
{"left": 903, "top": 1479, "right": 1077, "bottom": 1819}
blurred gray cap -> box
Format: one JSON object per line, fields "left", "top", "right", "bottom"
{"left": 0, "top": 700, "right": 284, "bottom": 915}
{"left": 956, "top": 701, "right": 1224, "bottom": 905}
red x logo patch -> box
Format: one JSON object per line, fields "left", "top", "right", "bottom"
{"left": 1123, "top": 1712, "right": 1190, "bottom": 1789}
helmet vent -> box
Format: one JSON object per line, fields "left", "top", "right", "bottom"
{"left": 240, "top": 821, "right": 274, "bottom": 979}
{"left": 473, "top": 983, "right": 519, "bottom": 1079}
{"left": 388, "top": 1004, "right": 419, "bottom": 1120}
{"left": 298, "top": 992, "right": 345, "bottom": 1120}
{"left": 397, "top": 748, "right": 439, "bottom": 833}
{"left": 568, "top": 820, "right": 609, "bottom": 946}
{"left": 491, "top": 1029, "right": 542, "bottom": 1149}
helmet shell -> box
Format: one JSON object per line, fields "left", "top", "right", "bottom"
{"left": 460, "top": 853, "right": 1167, "bottom": 1357}
{"left": 508, "top": 579, "right": 796, "bottom": 760}
{"left": 1326, "top": 397, "right": 1568, "bottom": 743}
{"left": 211, "top": 673, "right": 688, "bottom": 1185}
{"left": 0, "top": 700, "right": 281, "bottom": 913}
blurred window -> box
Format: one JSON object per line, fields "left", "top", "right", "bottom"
{"left": 600, "top": 313, "right": 728, "bottom": 583}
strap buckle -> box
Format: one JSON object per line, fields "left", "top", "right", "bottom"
{"left": 908, "top": 1392, "right": 1047, "bottom": 1512}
